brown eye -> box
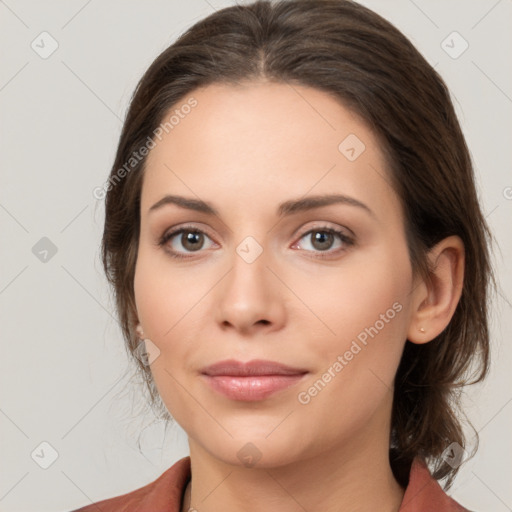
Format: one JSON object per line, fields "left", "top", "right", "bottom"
{"left": 179, "top": 230, "right": 205, "bottom": 252}
{"left": 158, "top": 226, "right": 216, "bottom": 259}
{"left": 292, "top": 227, "right": 354, "bottom": 259}
{"left": 309, "top": 231, "right": 335, "bottom": 251}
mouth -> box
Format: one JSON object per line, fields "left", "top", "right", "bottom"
{"left": 200, "top": 359, "right": 309, "bottom": 401}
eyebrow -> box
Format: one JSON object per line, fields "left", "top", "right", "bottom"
{"left": 148, "top": 193, "right": 375, "bottom": 219}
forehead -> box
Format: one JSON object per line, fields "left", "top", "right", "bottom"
{"left": 141, "top": 81, "right": 401, "bottom": 224}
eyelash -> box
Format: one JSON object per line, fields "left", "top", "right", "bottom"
{"left": 157, "top": 224, "right": 354, "bottom": 260}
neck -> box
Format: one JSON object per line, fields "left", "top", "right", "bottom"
{"left": 180, "top": 403, "right": 405, "bottom": 512}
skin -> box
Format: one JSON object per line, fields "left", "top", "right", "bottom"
{"left": 133, "top": 81, "right": 465, "bottom": 512}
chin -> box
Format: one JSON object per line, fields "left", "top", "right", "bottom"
{"left": 195, "top": 430, "right": 311, "bottom": 470}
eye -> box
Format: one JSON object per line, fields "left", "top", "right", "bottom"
{"left": 158, "top": 225, "right": 216, "bottom": 260}
{"left": 291, "top": 226, "right": 354, "bottom": 258}
{"left": 158, "top": 224, "right": 354, "bottom": 260}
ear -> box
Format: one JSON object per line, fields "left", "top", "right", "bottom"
{"left": 407, "top": 235, "right": 465, "bottom": 344}
{"left": 132, "top": 306, "right": 144, "bottom": 339}
{"left": 134, "top": 321, "right": 145, "bottom": 340}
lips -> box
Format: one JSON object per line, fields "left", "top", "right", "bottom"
{"left": 200, "top": 359, "right": 308, "bottom": 401}
{"left": 201, "top": 359, "right": 309, "bottom": 376}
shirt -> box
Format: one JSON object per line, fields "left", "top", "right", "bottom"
{"left": 70, "top": 456, "right": 471, "bottom": 511}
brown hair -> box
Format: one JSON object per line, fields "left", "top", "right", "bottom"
{"left": 101, "top": 0, "right": 495, "bottom": 489}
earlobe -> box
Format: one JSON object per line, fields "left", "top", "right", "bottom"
{"left": 407, "top": 235, "right": 465, "bottom": 345}
{"left": 135, "top": 322, "right": 145, "bottom": 340}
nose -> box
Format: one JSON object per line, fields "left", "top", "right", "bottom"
{"left": 214, "top": 246, "right": 286, "bottom": 336}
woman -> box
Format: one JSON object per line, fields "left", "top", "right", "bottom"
{"left": 73, "top": 0, "right": 495, "bottom": 510}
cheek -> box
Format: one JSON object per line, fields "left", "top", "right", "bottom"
{"left": 296, "top": 242, "right": 412, "bottom": 392}
{"left": 133, "top": 245, "right": 206, "bottom": 340}
{"left": 299, "top": 252, "right": 410, "bottom": 346}
{"left": 290, "top": 262, "right": 409, "bottom": 443}
{"left": 133, "top": 253, "right": 201, "bottom": 426}
{"left": 133, "top": 248, "right": 211, "bottom": 388}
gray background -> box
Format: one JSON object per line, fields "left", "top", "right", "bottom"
{"left": 1, "top": 1, "right": 511, "bottom": 511}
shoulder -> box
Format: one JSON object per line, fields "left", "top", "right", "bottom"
{"left": 399, "top": 458, "right": 474, "bottom": 512}
{"left": 69, "top": 456, "right": 191, "bottom": 512}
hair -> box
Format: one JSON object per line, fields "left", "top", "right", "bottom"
{"left": 100, "top": 0, "right": 496, "bottom": 490}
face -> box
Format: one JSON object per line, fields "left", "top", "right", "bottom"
{"left": 134, "top": 81, "right": 416, "bottom": 468}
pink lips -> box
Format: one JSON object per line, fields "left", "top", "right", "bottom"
{"left": 200, "top": 359, "right": 308, "bottom": 401}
